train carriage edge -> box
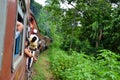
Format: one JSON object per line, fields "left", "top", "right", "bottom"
{"left": 0, "top": 0, "right": 31, "bottom": 80}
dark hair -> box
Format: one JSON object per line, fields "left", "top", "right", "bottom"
{"left": 25, "top": 37, "right": 30, "bottom": 47}
{"left": 31, "top": 36, "right": 37, "bottom": 42}
{"left": 29, "top": 18, "right": 33, "bottom": 22}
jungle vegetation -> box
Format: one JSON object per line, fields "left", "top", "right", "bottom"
{"left": 31, "top": 0, "right": 120, "bottom": 79}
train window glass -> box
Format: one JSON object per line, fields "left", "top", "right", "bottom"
{"left": 0, "top": 0, "right": 7, "bottom": 71}
{"left": 19, "top": 0, "right": 26, "bottom": 12}
{"left": 18, "top": 2, "right": 24, "bottom": 19}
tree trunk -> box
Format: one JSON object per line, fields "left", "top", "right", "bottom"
{"left": 96, "top": 28, "right": 102, "bottom": 48}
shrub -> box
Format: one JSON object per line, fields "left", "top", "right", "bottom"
{"left": 49, "top": 49, "right": 120, "bottom": 80}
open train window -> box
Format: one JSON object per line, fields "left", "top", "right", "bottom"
{"left": 14, "top": 13, "right": 23, "bottom": 57}
{"left": 12, "top": 0, "right": 26, "bottom": 71}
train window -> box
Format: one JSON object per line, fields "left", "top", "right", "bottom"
{"left": 12, "top": 0, "right": 26, "bottom": 71}
{"left": 14, "top": 13, "right": 23, "bottom": 57}
{"left": 0, "top": 0, "right": 7, "bottom": 71}
{"left": 12, "top": 14, "right": 23, "bottom": 71}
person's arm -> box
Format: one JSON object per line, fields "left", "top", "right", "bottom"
{"left": 17, "top": 21, "right": 23, "bottom": 32}
{"left": 24, "top": 48, "right": 37, "bottom": 61}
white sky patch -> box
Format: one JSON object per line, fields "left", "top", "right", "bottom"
{"left": 35, "top": 0, "right": 76, "bottom": 9}
{"left": 34, "top": 0, "right": 46, "bottom": 6}
{"left": 60, "top": 1, "right": 76, "bottom": 9}
{"left": 112, "top": 3, "right": 118, "bottom": 8}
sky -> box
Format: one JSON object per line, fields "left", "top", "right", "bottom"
{"left": 34, "top": 0, "right": 117, "bottom": 9}
{"left": 34, "top": 0, "right": 46, "bottom": 6}
{"left": 34, "top": 0, "right": 75, "bottom": 9}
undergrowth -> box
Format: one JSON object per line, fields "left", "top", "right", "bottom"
{"left": 49, "top": 48, "right": 120, "bottom": 80}
{"left": 32, "top": 55, "right": 46, "bottom": 80}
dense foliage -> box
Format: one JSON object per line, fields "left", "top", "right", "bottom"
{"left": 31, "top": 0, "right": 120, "bottom": 53}
{"left": 31, "top": 0, "right": 120, "bottom": 79}
{"left": 49, "top": 47, "right": 120, "bottom": 80}
{"left": 43, "top": 0, "right": 120, "bottom": 53}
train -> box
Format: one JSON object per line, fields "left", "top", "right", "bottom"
{"left": 0, "top": 0, "right": 52, "bottom": 79}
{"left": 0, "top": 0, "right": 37, "bottom": 80}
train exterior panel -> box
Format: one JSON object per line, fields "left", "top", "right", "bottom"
{"left": 0, "top": 0, "right": 30, "bottom": 80}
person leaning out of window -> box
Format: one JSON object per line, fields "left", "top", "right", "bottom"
{"left": 15, "top": 21, "right": 23, "bottom": 39}
{"left": 16, "top": 21, "right": 37, "bottom": 62}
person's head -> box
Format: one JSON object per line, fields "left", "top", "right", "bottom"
{"left": 31, "top": 36, "right": 37, "bottom": 42}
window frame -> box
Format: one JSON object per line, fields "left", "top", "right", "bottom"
{"left": 12, "top": 1, "right": 27, "bottom": 72}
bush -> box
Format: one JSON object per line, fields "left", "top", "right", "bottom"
{"left": 49, "top": 49, "right": 120, "bottom": 80}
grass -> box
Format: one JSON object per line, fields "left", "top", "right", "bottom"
{"left": 32, "top": 50, "right": 54, "bottom": 80}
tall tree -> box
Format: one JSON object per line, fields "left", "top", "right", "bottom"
{"left": 32, "top": 0, "right": 120, "bottom": 53}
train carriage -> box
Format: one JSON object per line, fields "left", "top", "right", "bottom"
{"left": 0, "top": 0, "right": 30, "bottom": 80}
